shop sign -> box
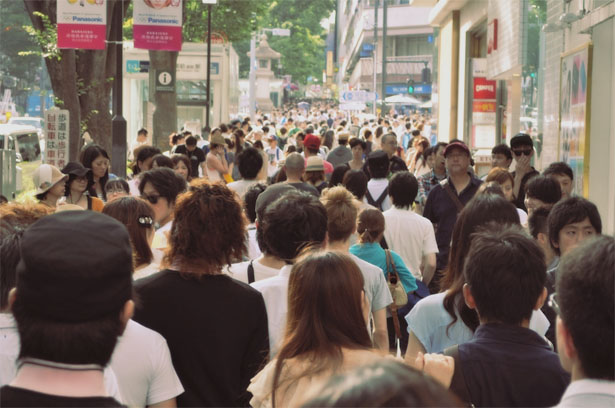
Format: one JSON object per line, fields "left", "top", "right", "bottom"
{"left": 473, "top": 77, "right": 497, "bottom": 100}
{"left": 57, "top": 0, "right": 106, "bottom": 50}
{"left": 133, "top": 0, "right": 183, "bottom": 51}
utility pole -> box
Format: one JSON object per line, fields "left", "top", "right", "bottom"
{"left": 202, "top": 0, "right": 217, "bottom": 128}
{"left": 249, "top": 33, "right": 256, "bottom": 121}
{"left": 381, "top": 0, "right": 388, "bottom": 116}
{"left": 373, "top": 0, "right": 378, "bottom": 116}
{"left": 111, "top": 0, "right": 126, "bottom": 179}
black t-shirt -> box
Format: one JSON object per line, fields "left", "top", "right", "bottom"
{"left": 0, "top": 386, "right": 124, "bottom": 407}
{"left": 512, "top": 168, "right": 539, "bottom": 212}
{"left": 174, "top": 145, "right": 206, "bottom": 177}
{"left": 133, "top": 270, "right": 269, "bottom": 407}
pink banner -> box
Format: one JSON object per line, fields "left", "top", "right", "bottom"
{"left": 57, "top": 0, "right": 106, "bottom": 50}
{"left": 58, "top": 24, "right": 107, "bottom": 50}
{"left": 133, "top": 25, "right": 182, "bottom": 51}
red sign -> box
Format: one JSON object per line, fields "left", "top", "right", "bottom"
{"left": 488, "top": 19, "right": 498, "bottom": 54}
{"left": 473, "top": 77, "right": 497, "bottom": 100}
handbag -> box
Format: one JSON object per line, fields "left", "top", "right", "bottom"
{"left": 385, "top": 249, "right": 408, "bottom": 307}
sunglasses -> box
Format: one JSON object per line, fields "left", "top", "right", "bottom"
{"left": 141, "top": 194, "right": 160, "bottom": 205}
{"left": 513, "top": 149, "right": 532, "bottom": 156}
{"left": 548, "top": 292, "right": 560, "bottom": 315}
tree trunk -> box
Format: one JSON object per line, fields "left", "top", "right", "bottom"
{"left": 149, "top": 50, "right": 179, "bottom": 152}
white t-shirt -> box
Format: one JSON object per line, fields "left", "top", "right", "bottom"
{"left": 383, "top": 207, "right": 439, "bottom": 280}
{"left": 246, "top": 226, "right": 262, "bottom": 260}
{"left": 227, "top": 258, "right": 280, "bottom": 285}
{"left": 111, "top": 320, "right": 184, "bottom": 406}
{"left": 364, "top": 178, "right": 392, "bottom": 211}
{"left": 349, "top": 254, "right": 393, "bottom": 312}
{"left": 152, "top": 221, "right": 172, "bottom": 251}
{"left": 227, "top": 179, "right": 260, "bottom": 201}
{"left": 264, "top": 146, "right": 283, "bottom": 178}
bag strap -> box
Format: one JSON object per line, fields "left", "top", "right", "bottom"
{"left": 87, "top": 195, "right": 92, "bottom": 210}
{"left": 385, "top": 250, "right": 402, "bottom": 340}
{"left": 247, "top": 260, "right": 255, "bottom": 284}
{"left": 385, "top": 249, "right": 400, "bottom": 284}
{"left": 443, "top": 345, "right": 472, "bottom": 405}
{"left": 441, "top": 179, "right": 465, "bottom": 213}
{"left": 366, "top": 187, "right": 389, "bottom": 211}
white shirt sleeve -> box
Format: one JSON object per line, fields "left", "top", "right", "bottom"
{"left": 146, "top": 336, "right": 184, "bottom": 405}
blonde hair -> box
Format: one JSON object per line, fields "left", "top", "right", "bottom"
{"left": 320, "top": 186, "right": 358, "bottom": 242}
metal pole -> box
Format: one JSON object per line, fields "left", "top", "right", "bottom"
{"left": 373, "top": 0, "right": 378, "bottom": 116}
{"left": 381, "top": 0, "right": 387, "bottom": 116}
{"left": 111, "top": 0, "right": 126, "bottom": 179}
{"left": 205, "top": 4, "right": 212, "bottom": 129}
{"left": 249, "top": 33, "right": 256, "bottom": 121}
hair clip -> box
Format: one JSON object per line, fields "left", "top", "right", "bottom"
{"left": 138, "top": 216, "right": 154, "bottom": 227}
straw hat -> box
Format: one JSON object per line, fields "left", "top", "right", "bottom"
{"left": 32, "top": 164, "right": 68, "bottom": 195}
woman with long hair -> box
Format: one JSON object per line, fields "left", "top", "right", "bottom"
{"left": 249, "top": 250, "right": 385, "bottom": 408}
{"left": 403, "top": 194, "right": 549, "bottom": 363}
{"left": 103, "top": 196, "right": 158, "bottom": 280}
{"left": 171, "top": 153, "right": 192, "bottom": 182}
{"left": 129, "top": 146, "right": 161, "bottom": 195}
{"left": 60, "top": 162, "right": 104, "bottom": 212}
{"left": 132, "top": 180, "right": 269, "bottom": 407}
{"left": 80, "top": 144, "right": 111, "bottom": 201}
{"left": 485, "top": 167, "right": 529, "bottom": 224}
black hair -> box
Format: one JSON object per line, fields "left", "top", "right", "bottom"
{"left": 547, "top": 197, "right": 602, "bottom": 255}
{"left": 185, "top": 136, "right": 197, "bottom": 146}
{"left": 388, "top": 171, "right": 418, "bottom": 208}
{"left": 237, "top": 147, "right": 264, "bottom": 180}
{"left": 491, "top": 143, "right": 513, "bottom": 160}
{"left": 1, "top": 229, "right": 23, "bottom": 309}
{"left": 557, "top": 235, "right": 614, "bottom": 380}
{"left": 261, "top": 191, "right": 327, "bottom": 263}
{"left": 411, "top": 129, "right": 421, "bottom": 137}
{"left": 302, "top": 360, "right": 460, "bottom": 407}
{"left": 104, "top": 178, "right": 130, "bottom": 195}
{"left": 525, "top": 175, "right": 561, "bottom": 204}
{"left": 244, "top": 183, "right": 267, "bottom": 224}
{"left": 152, "top": 154, "right": 174, "bottom": 169}
{"left": 137, "top": 128, "right": 148, "bottom": 136}
{"left": 464, "top": 224, "right": 546, "bottom": 325}
{"left": 422, "top": 146, "right": 435, "bottom": 162}
{"left": 367, "top": 151, "right": 389, "bottom": 179}
{"left": 528, "top": 207, "right": 551, "bottom": 239}
{"left": 330, "top": 164, "right": 351, "bottom": 187}
{"left": 79, "top": 144, "right": 110, "bottom": 200}
{"left": 138, "top": 167, "right": 187, "bottom": 204}
{"left": 434, "top": 141, "right": 448, "bottom": 153}
{"left": 349, "top": 137, "right": 366, "bottom": 150}
{"left": 323, "top": 130, "right": 334, "bottom": 149}
{"left": 342, "top": 170, "right": 368, "bottom": 200}
{"left": 0, "top": 195, "right": 7, "bottom": 204}
{"left": 64, "top": 173, "right": 94, "bottom": 197}
{"left": 132, "top": 146, "right": 162, "bottom": 175}
{"left": 543, "top": 161, "right": 574, "bottom": 181}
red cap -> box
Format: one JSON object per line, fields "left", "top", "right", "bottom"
{"left": 303, "top": 134, "right": 321, "bottom": 150}
{"left": 444, "top": 141, "right": 470, "bottom": 157}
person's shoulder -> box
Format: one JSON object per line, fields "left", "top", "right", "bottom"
{"left": 122, "top": 319, "right": 167, "bottom": 348}
{"left": 350, "top": 254, "right": 383, "bottom": 275}
{"left": 414, "top": 292, "right": 446, "bottom": 310}
{"left": 250, "top": 274, "right": 286, "bottom": 292}
{"left": 134, "top": 269, "right": 173, "bottom": 290}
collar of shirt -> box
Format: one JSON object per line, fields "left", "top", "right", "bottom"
{"left": 446, "top": 174, "right": 482, "bottom": 195}
{"left": 278, "top": 264, "right": 293, "bottom": 278}
{"left": 559, "top": 379, "right": 615, "bottom": 402}
{"left": 0, "top": 312, "right": 15, "bottom": 329}
{"left": 430, "top": 169, "right": 447, "bottom": 183}
{"left": 473, "top": 323, "right": 551, "bottom": 349}
{"left": 547, "top": 256, "right": 560, "bottom": 273}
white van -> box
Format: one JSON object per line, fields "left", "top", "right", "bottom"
{"left": 0, "top": 124, "right": 41, "bottom": 161}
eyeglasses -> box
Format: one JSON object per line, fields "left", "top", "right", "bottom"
{"left": 513, "top": 149, "right": 532, "bottom": 156}
{"left": 548, "top": 292, "right": 560, "bottom": 315}
{"left": 141, "top": 194, "right": 160, "bottom": 205}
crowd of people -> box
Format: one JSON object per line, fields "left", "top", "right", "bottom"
{"left": 0, "top": 104, "right": 613, "bottom": 407}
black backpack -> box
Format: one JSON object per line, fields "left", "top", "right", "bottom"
{"left": 365, "top": 187, "right": 389, "bottom": 211}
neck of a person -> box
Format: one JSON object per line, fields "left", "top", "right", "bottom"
{"left": 449, "top": 170, "right": 471, "bottom": 192}
{"left": 42, "top": 194, "right": 59, "bottom": 208}
{"left": 257, "top": 254, "right": 286, "bottom": 270}
{"left": 327, "top": 239, "right": 351, "bottom": 252}
{"left": 285, "top": 173, "right": 303, "bottom": 183}
{"left": 159, "top": 214, "right": 173, "bottom": 228}
{"left": 11, "top": 362, "right": 107, "bottom": 398}
{"left": 69, "top": 189, "right": 85, "bottom": 203}
{"left": 434, "top": 165, "right": 446, "bottom": 177}
{"left": 570, "top": 364, "right": 588, "bottom": 382}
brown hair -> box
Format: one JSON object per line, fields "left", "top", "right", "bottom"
{"left": 356, "top": 209, "right": 385, "bottom": 244}
{"left": 102, "top": 197, "right": 154, "bottom": 269}
{"left": 0, "top": 202, "right": 53, "bottom": 231}
{"left": 271, "top": 250, "right": 372, "bottom": 407}
{"left": 305, "top": 170, "right": 326, "bottom": 185}
{"left": 485, "top": 167, "right": 514, "bottom": 186}
{"left": 320, "top": 186, "right": 358, "bottom": 243}
{"left": 166, "top": 179, "right": 247, "bottom": 274}
{"left": 171, "top": 153, "right": 192, "bottom": 181}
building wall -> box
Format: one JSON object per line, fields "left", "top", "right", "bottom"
{"left": 486, "top": 0, "right": 526, "bottom": 79}
{"left": 436, "top": 12, "right": 459, "bottom": 141}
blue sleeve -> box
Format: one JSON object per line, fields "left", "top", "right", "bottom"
{"left": 392, "top": 251, "right": 417, "bottom": 293}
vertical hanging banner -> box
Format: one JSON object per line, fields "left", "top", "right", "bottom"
{"left": 57, "top": 0, "right": 107, "bottom": 50}
{"left": 133, "top": 0, "right": 183, "bottom": 51}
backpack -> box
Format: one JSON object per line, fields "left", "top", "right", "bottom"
{"left": 365, "top": 187, "right": 389, "bottom": 211}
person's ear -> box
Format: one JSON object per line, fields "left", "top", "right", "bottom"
{"left": 462, "top": 283, "right": 476, "bottom": 310}
{"left": 6, "top": 288, "right": 17, "bottom": 312}
{"left": 556, "top": 318, "right": 578, "bottom": 361}
{"left": 534, "top": 287, "right": 548, "bottom": 310}
{"left": 119, "top": 300, "right": 135, "bottom": 335}
{"left": 537, "top": 232, "right": 548, "bottom": 247}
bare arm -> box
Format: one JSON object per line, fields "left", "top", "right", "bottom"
{"left": 403, "top": 330, "right": 427, "bottom": 367}
{"left": 421, "top": 253, "right": 437, "bottom": 285}
{"left": 148, "top": 398, "right": 177, "bottom": 408}
{"left": 207, "top": 151, "right": 229, "bottom": 173}
{"left": 372, "top": 308, "right": 389, "bottom": 354}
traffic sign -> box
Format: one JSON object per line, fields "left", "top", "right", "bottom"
{"left": 340, "top": 91, "right": 378, "bottom": 102}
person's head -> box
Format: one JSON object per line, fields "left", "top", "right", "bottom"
{"left": 171, "top": 153, "right": 191, "bottom": 181}
{"left": 491, "top": 143, "right": 513, "bottom": 169}
{"left": 260, "top": 191, "right": 327, "bottom": 263}
{"left": 527, "top": 207, "right": 555, "bottom": 260}
{"left": 433, "top": 142, "right": 448, "bottom": 172}
{"left": 510, "top": 133, "right": 534, "bottom": 162}
{"left": 548, "top": 197, "right": 602, "bottom": 256}
{"left": 320, "top": 186, "right": 358, "bottom": 243}
{"left": 103, "top": 197, "right": 155, "bottom": 269}
{"left": 363, "top": 129, "right": 372, "bottom": 141}
{"left": 330, "top": 164, "right": 351, "bottom": 187}
{"left": 166, "top": 180, "right": 246, "bottom": 273}
{"left": 524, "top": 175, "right": 562, "bottom": 216}
{"left": 244, "top": 183, "right": 267, "bottom": 224}
{"left": 305, "top": 157, "right": 326, "bottom": 185}
{"left": 11, "top": 211, "right": 133, "bottom": 366}
{"left": 138, "top": 168, "right": 187, "bottom": 225}
{"left": 0, "top": 203, "right": 53, "bottom": 311}
{"left": 237, "top": 147, "right": 263, "bottom": 180}
{"left": 302, "top": 359, "right": 460, "bottom": 407}
{"left": 367, "top": 151, "right": 389, "bottom": 179}
{"left": 357, "top": 208, "right": 385, "bottom": 244}
{"left": 444, "top": 141, "right": 471, "bottom": 176}
{"left": 185, "top": 135, "right": 198, "bottom": 152}
{"left": 32, "top": 164, "right": 68, "bottom": 203}
{"left": 543, "top": 161, "right": 574, "bottom": 199}
{"left": 485, "top": 167, "right": 515, "bottom": 202}
{"left": 555, "top": 235, "right": 614, "bottom": 380}
{"left": 137, "top": 127, "right": 148, "bottom": 143}
{"left": 381, "top": 133, "right": 398, "bottom": 158}
{"left": 388, "top": 171, "right": 418, "bottom": 209}
{"left": 303, "top": 134, "right": 321, "bottom": 156}
{"left": 80, "top": 144, "right": 110, "bottom": 181}
{"left": 61, "top": 162, "right": 93, "bottom": 196}
{"left": 348, "top": 137, "right": 366, "bottom": 161}
{"left": 284, "top": 152, "right": 305, "bottom": 179}
{"left": 273, "top": 250, "right": 372, "bottom": 406}
{"left": 151, "top": 154, "right": 174, "bottom": 170}
{"left": 463, "top": 225, "right": 547, "bottom": 326}
{"left": 132, "top": 146, "right": 161, "bottom": 175}
{"left": 337, "top": 131, "right": 350, "bottom": 146}
{"left": 342, "top": 169, "right": 368, "bottom": 200}
{"left": 104, "top": 178, "right": 130, "bottom": 203}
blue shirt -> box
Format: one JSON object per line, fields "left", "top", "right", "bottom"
{"left": 456, "top": 323, "right": 570, "bottom": 407}
{"left": 349, "top": 242, "right": 417, "bottom": 293}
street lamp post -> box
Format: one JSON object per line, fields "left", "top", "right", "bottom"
{"left": 202, "top": 0, "right": 217, "bottom": 130}
{"left": 111, "top": 0, "right": 127, "bottom": 179}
